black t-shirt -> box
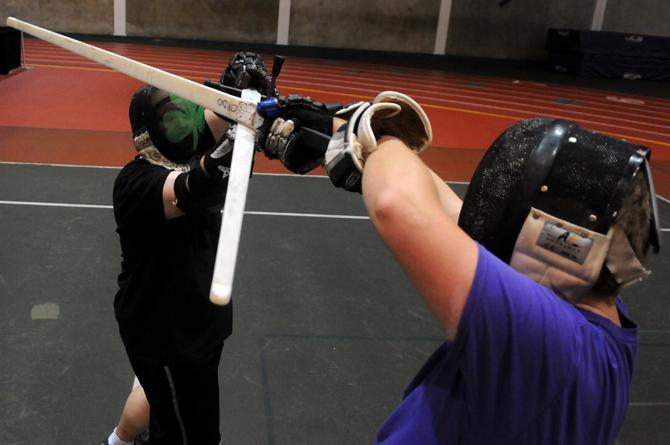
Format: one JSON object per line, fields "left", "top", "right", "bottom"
{"left": 113, "top": 157, "right": 232, "bottom": 363}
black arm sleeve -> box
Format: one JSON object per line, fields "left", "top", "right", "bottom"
{"left": 173, "top": 168, "right": 230, "bottom": 215}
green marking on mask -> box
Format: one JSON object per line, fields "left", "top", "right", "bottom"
{"left": 163, "top": 95, "right": 207, "bottom": 152}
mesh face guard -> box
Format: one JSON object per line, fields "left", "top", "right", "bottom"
{"left": 459, "top": 118, "right": 661, "bottom": 299}
{"left": 129, "top": 86, "right": 215, "bottom": 164}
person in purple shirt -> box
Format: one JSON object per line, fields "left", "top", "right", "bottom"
{"left": 257, "top": 91, "right": 661, "bottom": 444}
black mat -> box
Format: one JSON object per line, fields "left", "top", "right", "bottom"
{"left": 0, "top": 164, "right": 668, "bottom": 444}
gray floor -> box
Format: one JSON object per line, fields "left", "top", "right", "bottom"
{"left": 0, "top": 163, "right": 668, "bottom": 444}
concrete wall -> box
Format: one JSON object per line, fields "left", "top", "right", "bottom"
{"left": 0, "top": 0, "right": 113, "bottom": 34}
{"left": 1, "top": 0, "right": 669, "bottom": 61}
{"left": 446, "top": 0, "right": 595, "bottom": 60}
{"left": 126, "top": 0, "right": 277, "bottom": 43}
{"left": 603, "top": 0, "right": 670, "bottom": 37}
{"left": 289, "top": 0, "right": 440, "bottom": 53}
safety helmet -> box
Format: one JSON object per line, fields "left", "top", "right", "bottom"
{"left": 459, "top": 118, "right": 661, "bottom": 301}
{"left": 129, "top": 85, "right": 214, "bottom": 163}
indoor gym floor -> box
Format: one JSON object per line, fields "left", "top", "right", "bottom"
{"left": 0, "top": 38, "right": 669, "bottom": 444}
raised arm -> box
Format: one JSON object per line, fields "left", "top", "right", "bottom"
{"left": 429, "top": 170, "right": 463, "bottom": 223}
{"left": 362, "top": 137, "right": 477, "bottom": 337}
{"left": 162, "top": 109, "right": 231, "bottom": 219}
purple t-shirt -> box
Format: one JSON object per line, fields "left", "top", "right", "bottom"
{"left": 375, "top": 244, "right": 638, "bottom": 445}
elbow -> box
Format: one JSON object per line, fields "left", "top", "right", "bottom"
{"left": 368, "top": 184, "right": 415, "bottom": 232}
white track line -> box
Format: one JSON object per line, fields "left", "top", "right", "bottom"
{"left": 0, "top": 163, "right": 667, "bottom": 202}
{"left": 25, "top": 44, "right": 670, "bottom": 116}
{"left": 95, "top": 53, "right": 670, "bottom": 124}
{"left": 0, "top": 161, "right": 666, "bottom": 201}
{"left": 0, "top": 161, "right": 122, "bottom": 169}
{"left": 246, "top": 211, "right": 368, "bottom": 220}
{"left": 0, "top": 200, "right": 369, "bottom": 220}
{"left": 24, "top": 39, "right": 670, "bottom": 105}
{"left": 0, "top": 200, "right": 112, "bottom": 209}
{"left": 2, "top": 201, "right": 667, "bottom": 230}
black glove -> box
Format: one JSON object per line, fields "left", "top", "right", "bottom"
{"left": 196, "top": 125, "right": 236, "bottom": 186}
{"left": 173, "top": 126, "right": 236, "bottom": 212}
{"left": 258, "top": 95, "right": 341, "bottom": 174}
{"left": 274, "top": 95, "right": 338, "bottom": 135}
{"left": 221, "top": 52, "right": 274, "bottom": 97}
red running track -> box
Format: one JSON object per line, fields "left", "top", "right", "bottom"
{"left": 1, "top": 38, "right": 669, "bottom": 195}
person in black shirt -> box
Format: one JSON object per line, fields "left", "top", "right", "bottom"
{"left": 105, "top": 52, "right": 272, "bottom": 445}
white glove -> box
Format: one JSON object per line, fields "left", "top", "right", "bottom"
{"left": 324, "top": 91, "right": 432, "bottom": 192}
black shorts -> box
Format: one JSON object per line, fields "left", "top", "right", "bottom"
{"left": 129, "top": 342, "right": 224, "bottom": 445}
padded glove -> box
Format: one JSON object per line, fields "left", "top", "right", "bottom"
{"left": 324, "top": 91, "right": 432, "bottom": 192}
{"left": 258, "top": 95, "right": 340, "bottom": 174}
{"left": 221, "top": 52, "right": 274, "bottom": 97}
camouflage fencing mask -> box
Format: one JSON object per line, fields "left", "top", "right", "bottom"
{"left": 129, "top": 85, "right": 215, "bottom": 167}
{"left": 458, "top": 118, "right": 661, "bottom": 301}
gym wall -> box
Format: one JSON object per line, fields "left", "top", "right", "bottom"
{"left": 0, "top": 0, "right": 113, "bottom": 34}
{"left": 602, "top": 0, "right": 670, "bottom": 37}
{"left": 288, "top": 0, "right": 440, "bottom": 53}
{"left": 446, "top": 0, "right": 595, "bottom": 59}
{"left": 0, "top": 0, "right": 668, "bottom": 61}
{"left": 126, "top": 0, "right": 277, "bottom": 44}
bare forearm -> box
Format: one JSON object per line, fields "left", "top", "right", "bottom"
{"left": 429, "top": 170, "right": 462, "bottom": 223}
{"left": 362, "top": 138, "right": 438, "bottom": 225}
{"left": 362, "top": 138, "right": 477, "bottom": 337}
{"left": 362, "top": 139, "right": 462, "bottom": 225}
